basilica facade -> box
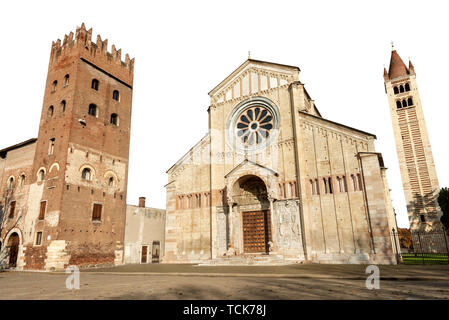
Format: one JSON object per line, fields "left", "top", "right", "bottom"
{"left": 165, "top": 59, "right": 398, "bottom": 264}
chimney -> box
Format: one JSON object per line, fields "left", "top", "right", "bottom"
{"left": 138, "top": 197, "right": 146, "bottom": 208}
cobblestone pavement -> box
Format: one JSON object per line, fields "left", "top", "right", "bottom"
{"left": 0, "top": 264, "right": 448, "bottom": 299}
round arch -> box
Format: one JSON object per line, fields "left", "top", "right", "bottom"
{"left": 49, "top": 162, "right": 60, "bottom": 173}
{"left": 79, "top": 164, "right": 96, "bottom": 176}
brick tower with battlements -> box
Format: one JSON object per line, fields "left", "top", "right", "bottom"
{"left": 384, "top": 47, "right": 442, "bottom": 232}
{"left": 0, "top": 23, "right": 134, "bottom": 270}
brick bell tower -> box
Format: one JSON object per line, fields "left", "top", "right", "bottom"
{"left": 383, "top": 45, "right": 442, "bottom": 232}
{"left": 30, "top": 23, "right": 134, "bottom": 269}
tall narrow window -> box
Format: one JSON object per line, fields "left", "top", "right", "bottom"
{"left": 35, "top": 232, "right": 42, "bottom": 245}
{"left": 64, "top": 74, "right": 70, "bottom": 86}
{"left": 323, "top": 178, "right": 328, "bottom": 194}
{"left": 48, "top": 106, "right": 54, "bottom": 119}
{"left": 110, "top": 113, "right": 119, "bottom": 126}
{"left": 310, "top": 180, "right": 316, "bottom": 195}
{"left": 337, "top": 177, "right": 343, "bottom": 192}
{"left": 88, "top": 104, "right": 97, "bottom": 117}
{"left": 38, "top": 169, "right": 45, "bottom": 182}
{"left": 91, "top": 79, "right": 99, "bottom": 91}
{"left": 357, "top": 173, "right": 363, "bottom": 191}
{"left": 61, "top": 100, "right": 66, "bottom": 113}
{"left": 399, "top": 85, "right": 404, "bottom": 93}
{"left": 108, "top": 177, "right": 114, "bottom": 187}
{"left": 405, "top": 83, "right": 410, "bottom": 91}
{"left": 48, "top": 138, "right": 55, "bottom": 155}
{"left": 19, "top": 174, "right": 25, "bottom": 187}
{"left": 328, "top": 177, "right": 333, "bottom": 194}
{"left": 198, "top": 194, "right": 201, "bottom": 207}
{"left": 407, "top": 97, "right": 413, "bottom": 106}
{"left": 52, "top": 80, "right": 57, "bottom": 92}
{"left": 81, "top": 168, "right": 92, "bottom": 181}
{"left": 112, "top": 90, "right": 120, "bottom": 101}
{"left": 396, "top": 101, "right": 402, "bottom": 109}
{"left": 39, "top": 201, "right": 46, "bottom": 220}
{"left": 7, "top": 177, "right": 14, "bottom": 189}
{"left": 393, "top": 86, "right": 399, "bottom": 94}
{"left": 342, "top": 175, "right": 348, "bottom": 192}
{"left": 351, "top": 174, "right": 358, "bottom": 191}
{"left": 9, "top": 201, "right": 16, "bottom": 218}
{"left": 92, "top": 203, "right": 102, "bottom": 221}
{"left": 315, "top": 179, "right": 320, "bottom": 195}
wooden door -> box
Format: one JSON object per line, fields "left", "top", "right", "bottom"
{"left": 8, "top": 233, "right": 19, "bottom": 268}
{"left": 141, "top": 245, "right": 148, "bottom": 263}
{"left": 242, "top": 210, "right": 271, "bottom": 253}
{"left": 152, "top": 241, "right": 160, "bottom": 263}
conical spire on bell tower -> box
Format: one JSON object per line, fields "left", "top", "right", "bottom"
{"left": 387, "top": 44, "right": 410, "bottom": 79}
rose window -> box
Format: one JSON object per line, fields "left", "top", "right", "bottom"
{"left": 236, "top": 106, "right": 274, "bottom": 146}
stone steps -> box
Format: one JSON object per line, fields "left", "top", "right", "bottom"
{"left": 199, "top": 254, "right": 300, "bottom": 266}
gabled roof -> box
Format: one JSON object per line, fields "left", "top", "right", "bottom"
{"left": 224, "top": 159, "right": 279, "bottom": 178}
{"left": 299, "top": 111, "right": 376, "bottom": 139}
{"left": 208, "top": 58, "right": 300, "bottom": 97}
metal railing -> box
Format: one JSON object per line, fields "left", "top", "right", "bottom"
{"left": 392, "top": 227, "right": 449, "bottom": 265}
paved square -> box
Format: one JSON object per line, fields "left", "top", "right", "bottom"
{"left": 0, "top": 264, "right": 448, "bottom": 299}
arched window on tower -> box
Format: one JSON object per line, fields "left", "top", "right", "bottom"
{"left": 91, "top": 79, "right": 99, "bottom": 91}
{"left": 399, "top": 85, "right": 404, "bottom": 93}
{"left": 396, "top": 101, "right": 402, "bottom": 109}
{"left": 61, "top": 100, "right": 66, "bottom": 113}
{"left": 108, "top": 176, "right": 114, "bottom": 187}
{"left": 407, "top": 97, "right": 413, "bottom": 106}
{"left": 64, "top": 74, "right": 70, "bottom": 86}
{"left": 48, "top": 106, "right": 54, "bottom": 119}
{"left": 405, "top": 83, "right": 410, "bottom": 91}
{"left": 88, "top": 104, "right": 97, "bottom": 117}
{"left": 112, "top": 90, "right": 120, "bottom": 101}
{"left": 38, "top": 169, "right": 45, "bottom": 182}
{"left": 393, "top": 86, "right": 399, "bottom": 94}
{"left": 7, "top": 177, "right": 14, "bottom": 189}
{"left": 52, "top": 80, "right": 57, "bottom": 92}
{"left": 402, "top": 100, "right": 407, "bottom": 108}
{"left": 19, "top": 174, "right": 25, "bottom": 187}
{"left": 110, "top": 113, "right": 119, "bottom": 126}
{"left": 81, "top": 168, "right": 92, "bottom": 181}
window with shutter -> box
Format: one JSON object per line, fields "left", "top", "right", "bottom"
{"left": 39, "top": 201, "right": 46, "bottom": 220}
{"left": 92, "top": 203, "right": 102, "bottom": 221}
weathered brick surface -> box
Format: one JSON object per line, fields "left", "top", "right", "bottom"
{"left": 0, "top": 24, "right": 133, "bottom": 270}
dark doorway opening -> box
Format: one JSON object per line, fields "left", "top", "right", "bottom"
{"left": 7, "top": 233, "right": 19, "bottom": 268}
{"left": 152, "top": 241, "right": 160, "bottom": 263}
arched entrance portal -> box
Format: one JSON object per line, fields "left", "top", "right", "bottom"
{"left": 7, "top": 233, "right": 19, "bottom": 268}
{"left": 232, "top": 175, "right": 272, "bottom": 253}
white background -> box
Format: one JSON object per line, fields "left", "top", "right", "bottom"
{"left": 1, "top": 1, "right": 448, "bottom": 228}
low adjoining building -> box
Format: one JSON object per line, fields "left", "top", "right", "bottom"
{"left": 124, "top": 197, "right": 165, "bottom": 264}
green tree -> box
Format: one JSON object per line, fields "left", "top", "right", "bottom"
{"left": 438, "top": 187, "right": 449, "bottom": 231}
